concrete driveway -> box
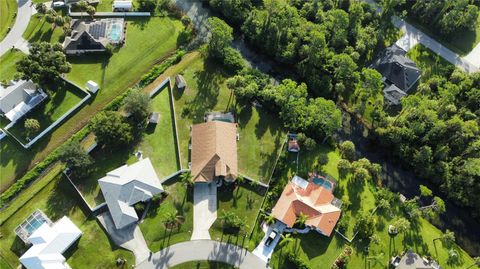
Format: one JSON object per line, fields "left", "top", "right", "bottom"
{"left": 252, "top": 221, "right": 286, "bottom": 262}
{"left": 136, "top": 239, "right": 268, "bottom": 269}
{"left": 0, "top": 0, "right": 35, "bottom": 56}
{"left": 97, "top": 212, "right": 150, "bottom": 265}
{"left": 192, "top": 182, "right": 217, "bottom": 240}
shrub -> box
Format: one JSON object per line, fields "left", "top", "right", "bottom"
{"left": 336, "top": 214, "right": 349, "bottom": 233}
{"left": 139, "top": 50, "right": 185, "bottom": 87}
{"left": 339, "top": 140, "right": 356, "bottom": 161}
{"left": 24, "top": 118, "right": 40, "bottom": 137}
{"left": 222, "top": 47, "right": 246, "bottom": 72}
{"left": 286, "top": 250, "right": 311, "bottom": 269}
{"left": 303, "top": 137, "right": 317, "bottom": 151}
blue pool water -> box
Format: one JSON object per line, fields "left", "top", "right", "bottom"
{"left": 313, "top": 177, "right": 333, "bottom": 190}
{"left": 26, "top": 218, "right": 47, "bottom": 233}
{"left": 108, "top": 24, "right": 122, "bottom": 42}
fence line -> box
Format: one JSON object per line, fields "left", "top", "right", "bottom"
{"left": 63, "top": 169, "right": 107, "bottom": 214}
{"left": 239, "top": 173, "right": 269, "bottom": 189}
{"left": 160, "top": 169, "right": 189, "bottom": 184}
{"left": 69, "top": 11, "right": 151, "bottom": 17}
{"left": 166, "top": 77, "right": 183, "bottom": 170}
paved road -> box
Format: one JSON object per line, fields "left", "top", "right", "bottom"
{"left": 0, "top": 0, "right": 35, "bottom": 56}
{"left": 136, "top": 240, "right": 268, "bottom": 269}
{"left": 191, "top": 183, "right": 217, "bottom": 240}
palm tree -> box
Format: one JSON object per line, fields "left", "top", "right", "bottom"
{"left": 264, "top": 214, "right": 276, "bottom": 225}
{"left": 86, "top": 5, "right": 96, "bottom": 19}
{"left": 433, "top": 229, "right": 455, "bottom": 247}
{"left": 295, "top": 212, "right": 308, "bottom": 227}
{"left": 35, "top": 3, "right": 47, "bottom": 15}
{"left": 367, "top": 251, "right": 385, "bottom": 269}
{"left": 279, "top": 233, "right": 293, "bottom": 247}
{"left": 180, "top": 171, "right": 194, "bottom": 187}
{"left": 53, "top": 16, "right": 65, "bottom": 30}
{"left": 163, "top": 210, "right": 183, "bottom": 229}
{"left": 77, "top": 0, "right": 88, "bottom": 19}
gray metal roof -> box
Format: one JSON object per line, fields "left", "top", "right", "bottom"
{"left": 396, "top": 250, "right": 440, "bottom": 269}
{"left": 98, "top": 158, "right": 163, "bottom": 229}
{"left": 0, "top": 80, "right": 38, "bottom": 114}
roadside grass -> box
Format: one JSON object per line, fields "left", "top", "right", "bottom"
{"left": 406, "top": 15, "right": 480, "bottom": 56}
{"left": 72, "top": 87, "right": 179, "bottom": 207}
{"left": 170, "top": 261, "right": 235, "bottom": 269}
{"left": 0, "top": 0, "right": 16, "bottom": 42}
{"left": 268, "top": 146, "right": 475, "bottom": 269}
{"left": 169, "top": 52, "right": 285, "bottom": 182}
{"left": 0, "top": 174, "right": 134, "bottom": 269}
{"left": 406, "top": 44, "right": 454, "bottom": 81}
{"left": 0, "top": 50, "right": 23, "bottom": 82}
{"left": 2, "top": 82, "right": 88, "bottom": 144}
{"left": 210, "top": 183, "right": 266, "bottom": 246}
{"left": 0, "top": 16, "right": 183, "bottom": 191}
{"left": 140, "top": 177, "right": 193, "bottom": 252}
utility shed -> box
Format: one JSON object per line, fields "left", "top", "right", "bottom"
{"left": 86, "top": 80, "right": 99, "bottom": 93}
{"left": 175, "top": 74, "right": 187, "bottom": 89}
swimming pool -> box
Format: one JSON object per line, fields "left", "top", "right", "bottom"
{"left": 108, "top": 23, "right": 123, "bottom": 43}
{"left": 25, "top": 218, "right": 47, "bottom": 233}
{"left": 312, "top": 176, "right": 333, "bottom": 190}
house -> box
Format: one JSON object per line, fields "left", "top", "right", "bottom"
{"left": 287, "top": 134, "right": 300, "bottom": 152}
{"left": 371, "top": 44, "right": 421, "bottom": 106}
{"left": 175, "top": 74, "right": 187, "bottom": 90}
{"left": 391, "top": 250, "right": 441, "bottom": 269}
{"left": 271, "top": 175, "right": 342, "bottom": 236}
{"left": 18, "top": 216, "right": 82, "bottom": 269}
{"left": 98, "top": 158, "right": 164, "bottom": 229}
{"left": 191, "top": 121, "right": 237, "bottom": 183}
{"left": 113, "top": 0, "right": 133, "bottom": 11}
{"left": 63, "top": 18, "right": 125, "bottom": 55}
{"left": 0, "top": 80, "right": 47, "bottom": 123}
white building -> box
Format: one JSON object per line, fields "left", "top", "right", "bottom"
{"left": 98, "top": 158, "right": 164, "bottom": 229}
{"left": 0, "top": 80, "right": 47, "bottom": 123}
{"left": 19, "top": 216, "right": 82, "bottom": 269}
{"left": 112, "top": 0, "right": 133, "bottom": 11}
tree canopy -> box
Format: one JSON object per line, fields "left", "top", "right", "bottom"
{"left": 91, "top": 111, "right": 133, "bottom": 148}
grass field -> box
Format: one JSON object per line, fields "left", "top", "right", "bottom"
{"left": 166, "top": 52, "right": 285, "bottom": 182}
{"left": 140, "top": 177, "right": 193, "bottom": 252}
{"left": 171, "top": 261, "right": 235, "bottom": 269}
{"left": 23, "top": 14, "right": 65, "bottom": 44}
{"left": 0, "top": 174, "right": 134, "bottom": 269}
{"left": 406, "top": 44, "right": 454, "bottom": 81}
{"left": 266, "top": 146, "right": 476, "bottom": 269}
{"left": 210, "top": 183, "right": 266, "bottom": 248}
{"left": 72, "top": 87, "right": 179, "bottom": 207}
{"left": 0, "top": 50, "right": 23, "bottom": 82}
{"left": 0, "top": 16, "right": 183, "bottom": 191}
{"left": 0, "top": 0, "right": 16, "bottom": 42}
{"left": 406, "top": 15, "right": 480, "bottom": 56}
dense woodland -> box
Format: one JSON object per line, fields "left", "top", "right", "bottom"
{"left": 205, "top": 0, "right": 480, "bottom": 219}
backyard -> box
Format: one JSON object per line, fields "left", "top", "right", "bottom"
{"left": 164, "top": 52, "right": 285, "bottom": 183}
{"left": 0, "top": 0, "right": 16, "bottom": 41}
{"left": 0, "top": 174, "right": 134, "bottom": 269}
{"left": 139, "top": 177, "right": 193, "bottom": 252}
{"left": 0, "top": 50, "right": 23, "bottom": 82}
{"left": 264, "top": 146, "right": 476, "bottom": 269}
{"left": 0, "top": 15, "right": 184, "bottom": 191}
{"left": 72, "top": 86, "right": 179, "bottom": 208}
{"left": 406, "top": 44, "right": 454, "bottom": 81}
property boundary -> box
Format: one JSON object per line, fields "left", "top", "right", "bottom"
{"left": 68, "top": 12, "right": 151, "bottom": 17}
{"left": 63, "top": 169, "right": 107, "bottom": 214}
{"left": 1, "top": 78, "right": 92, "bottom": 148}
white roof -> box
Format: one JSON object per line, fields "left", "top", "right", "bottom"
{"left": 86, "top": 80, "right": 98, "bottom": 87}
{"left": 98, "top": 158, "right": 164, "bottom": 229}
{"left": 19, "top": 216, "right": 82, "bottom": 269}
{"left": 113, "top": 0, "right": 132, "bottom": 8}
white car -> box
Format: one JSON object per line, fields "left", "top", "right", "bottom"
{"left": 52, "top": 1, "right": 65, "bottom": 8}
{"left": 264, "top": 228, "right": 279, "bottom": 246}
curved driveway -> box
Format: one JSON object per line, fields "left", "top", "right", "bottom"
{"left": 0, "top": 0, "right": 34, "bottom": 56}
{"left": 136, "top": 240, "right": 268, "bottom": 269}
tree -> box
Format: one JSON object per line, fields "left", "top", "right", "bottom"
{"left": 339, "top": 140, "right": 356, "bottom": 161}
{"left": 44, "top": 11, "right": 56, "bottom": 26}
{"left": 279, "top": 233, "right": 293, "bottom": 247}
{"left": 264, "top": 214, "right": 276, "bottom": 225}
{"left": 465, "top": 256, "right": 480, "bottom": 269}
{"left": 35, "top": 3, "right": 47, "bottom": 15}
{"left": 123, "top": 91, "right": 151, "bottom": 126}
{"left": 354, "top": 211, "right": 375, "bottom": 239}
{"left": 16, "top": 42, "right": 71, "bottom": 85}
{"left": 58, "top": 140, "right": 93, "bottom": 177}
{"left": 419, "top": 185, "right": 433, "bottom": 197}
{"left": 354, "top": 68, "right": 384, "bottom": 114}
{"left": 180, "top": 171, "right": 194, "bottom": 187}
{"left": 433, "top": 229, "right": 455, "bottom": 247}
{"left": 91, "top": 111, "right": 133, "bottom": 148}
{"left": 138, "top": 0, "right": 157, "bottom": 12}
{"left": 76, "top": 0, "right": 88, "bottom": 18}
{"left": 24, "top": 118, "right": 40, "bottom": 137}
{"left": 53, "top": 16, "right": 65, "bottom": 29}
{"left": 206, "top": 17, "right": 233, "bottom": 59}
{"left": 163, "top": 210, "right": 184, "bottom": 229}
{"left": 337, "top": 159, "right": 352, "bottom": 178}
{"left": 295, "top": 212, "right": 308, "bottom": 227}
{"left": 181, "top": 15, "right": 191, "bottom": 29}
{"left": 353, "top": 167, "right": 370, "bottom": 182}
{"left": 86, "top": 5, "right": 96, "bottom": 18}
{"left": 391, "top": 217, "right": 410, "bottom": 234}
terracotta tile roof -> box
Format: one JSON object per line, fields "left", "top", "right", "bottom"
{"left": 191, "top": 121, "right": 237, "bottom": 182}
{"left": 271, "top": 177, "right": 341, "bottom": 236}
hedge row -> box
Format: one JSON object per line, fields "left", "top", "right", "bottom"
{"left": 139, "top": 50, "right": 185, "bottom": 87}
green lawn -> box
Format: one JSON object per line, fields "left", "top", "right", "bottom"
{"left": 406, "top": 44, "right": 454, "bottom": 81}
{"left": 171, "top": 261, "right": 236, "bottom": 269}
{"left": 210, "top": 183, "right": 266, "bottom": 249}
{"left": 406, "top": 15, "right": 480, "bottom": 56}
{"left": 73, "top": 87, "right": 179, "bottom": 207}
{"left": 140, "top": 177, "right": 193, "bottom": 252}
{"left": 0, "top": 174, "right": 134, "bottom": 269}
{"left": 0, "top": 0, "right": 16, "bottom": 42}
{"left": 169, "top": 53, "right": 285, "bottom": 182}
{"left": 0, "top": 16, "right": 183, "bottom": 191}
{"left": 0, "top": 50, "right": 23, "bottom": 82}
{"left": 266, "top": 146, "right": 476, "bottom": 269}
{"left": 23, "top": 14, "right": 65, "bottom": 44}
{"left": 2, "top": 82, "right": 88, "bottom": 144}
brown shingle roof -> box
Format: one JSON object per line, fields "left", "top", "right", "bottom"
{"left": 271, "top": 179, "right": 341, "bottom": 236}
{"left": 191, "top": 121, "right": 237, "bottom": 182}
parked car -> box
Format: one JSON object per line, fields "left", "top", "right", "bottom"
{"left": 265, "top": 228, "right": 279, "bottom": 246}
{"left": 52, "top": 1, "right": 65, "bottom": 8}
